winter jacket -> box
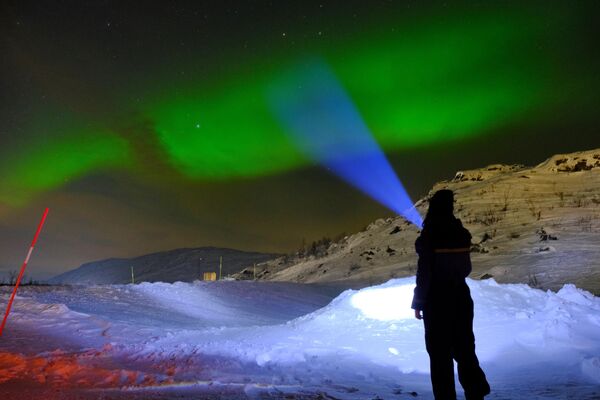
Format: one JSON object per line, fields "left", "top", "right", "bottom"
{"left": 411, "top": 217, "right": 472, "bottom": 310}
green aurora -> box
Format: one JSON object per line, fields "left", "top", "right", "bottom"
{"left": 1, "top": 4, "right": 597, "bottom": 207}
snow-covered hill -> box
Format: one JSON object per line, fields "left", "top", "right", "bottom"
{"left": 249, "top": 148, "right": 600, "bottom": 295}
{"left": 49, "top": 247, "right": 278, "bottom": 284}
{"left": 1, "top": 279, "right": 599, "bottom": 399}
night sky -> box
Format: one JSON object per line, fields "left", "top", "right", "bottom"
{"left": 1, "top": 1, "right": 599, "bottom": 279}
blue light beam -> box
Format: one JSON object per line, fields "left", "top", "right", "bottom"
{"left": 268, "top": 60, "right": 423, "bottom": 227}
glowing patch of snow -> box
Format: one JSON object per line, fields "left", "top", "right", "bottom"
{"left": 350, "top": 283, "right": 415, "bottom": 320}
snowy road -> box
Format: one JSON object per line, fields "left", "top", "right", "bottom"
{"left": 1, "top": 279, "right": 599, "bottom": 399}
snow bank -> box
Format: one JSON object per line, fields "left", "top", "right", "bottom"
{"left": 164, "top": 278, "right": 599, "bottom": 381}
{"left": 1, "top": 278, "right": 600, "bottom": 398}
{"left": 102, "top": 277, "right": 600, "bottom": 393}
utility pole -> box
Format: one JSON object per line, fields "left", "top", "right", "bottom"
{"left": 131, "top": 266, "right": 135, "bottom": 284}
{"left": 219, "top": 256, "right": 222, "bottom": 280}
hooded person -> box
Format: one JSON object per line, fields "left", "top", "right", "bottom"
{"left": 412, "top": 189, "right": 490, "bottom": 400}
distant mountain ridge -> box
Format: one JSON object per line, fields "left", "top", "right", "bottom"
{"left": 49, "top": 247, "right": 278, "bottom": 284}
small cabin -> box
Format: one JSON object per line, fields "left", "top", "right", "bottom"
{"left": 203, "top": 271, "right": 217, "bottom": 281}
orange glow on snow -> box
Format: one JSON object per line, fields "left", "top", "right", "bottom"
{"left": 0, "top": 351, "right": 170, "bottom": 389}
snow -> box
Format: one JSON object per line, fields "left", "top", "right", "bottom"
{"left": 1, "top": 278, "right": 599, "bottom": 399}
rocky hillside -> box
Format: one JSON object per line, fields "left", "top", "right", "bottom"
{"left": 239, "top": 149, "right": 600, "bottom": 295}
{"left": 49, "top": 247, "right": 278, "bottom": 285}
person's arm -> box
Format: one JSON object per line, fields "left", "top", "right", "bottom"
{"left": 412, "top": 234, "right": 433, "bottom": 317}
{"left": 457, "top": 221, "right": 473, "bottom": 277}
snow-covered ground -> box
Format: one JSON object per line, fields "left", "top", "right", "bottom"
{"left": 1, "top": 279, "right": 599, "bottom": 399}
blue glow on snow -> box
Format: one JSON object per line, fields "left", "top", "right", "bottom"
{"left": 268, "top": 60, "right": 422, "bottom": 227}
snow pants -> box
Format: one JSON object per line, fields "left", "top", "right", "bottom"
{"left": 423, "top": 282, "right": 490, "bottom": 400}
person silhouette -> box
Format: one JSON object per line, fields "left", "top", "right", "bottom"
{"left": 412, "top": 189, "right": 490, "bottom": 400}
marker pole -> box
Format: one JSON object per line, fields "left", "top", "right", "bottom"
{"left": 0, "top": 208, "right": 49, "bottom": 337}
{"left": 219, "top": 256, "right": 222, "bottom": 280}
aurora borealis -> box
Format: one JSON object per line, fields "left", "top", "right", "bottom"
{"left": 1, "top": 1, "right": 599, "bottom": 278}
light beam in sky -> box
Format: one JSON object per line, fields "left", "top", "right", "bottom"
{"left": 268, "top": 60, "right": 422, "bottom": 226}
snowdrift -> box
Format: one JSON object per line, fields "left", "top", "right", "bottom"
{"left": 1, "top": 279, "right": 599, "bottom": 398}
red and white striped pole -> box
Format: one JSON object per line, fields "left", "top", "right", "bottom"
{"left": 0, "top": 208, "right": 49, "bottom": 337}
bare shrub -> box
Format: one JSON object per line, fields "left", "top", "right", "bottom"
{"left": 577, "top": 216, "right": 593, "bottom": 232}
{"left": 480, "top": 208, "right": 502, "bottom": 225}
{"left": 501, "top": 188, "right": 511, "bottom": 211}
{"left": 528, "top": 273, "right": 540, "bottom": 288}
{"left": 8, "top": 270, "right": 17, "bottom": 285}
{"left": 526, "top": 199, "right": 542, "bottom": 220}
{"left": 573, "top": 196, "right": 588, "bottom": 208}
